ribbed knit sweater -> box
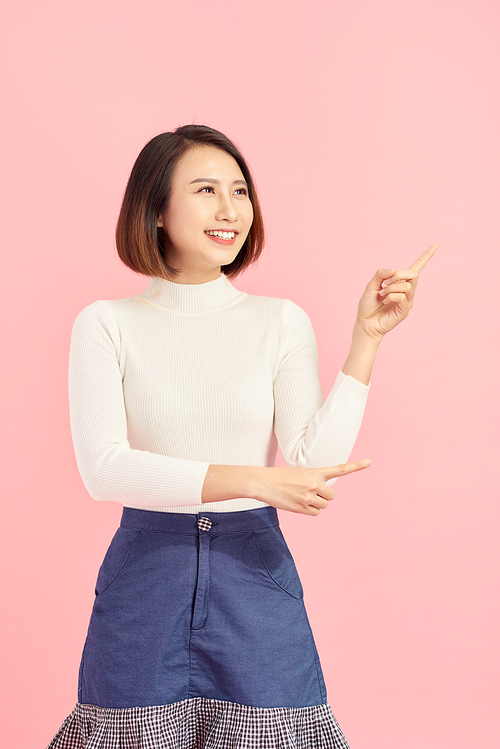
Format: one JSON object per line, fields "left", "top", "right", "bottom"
{"left": 68, "top": 272, "right": 370, "bottom": 513}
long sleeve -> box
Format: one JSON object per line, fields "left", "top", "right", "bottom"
{"left": 273, "top": 300, "right": 369, "bottom": 477}
{"left": 68, "top": 301, "right": 210, "bottom": 507}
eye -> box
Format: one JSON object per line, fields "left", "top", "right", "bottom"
{"left": 234, "top": 188, "right": 249, "bottom": 196}
{"left": 197, "top": 185, "right": 216, "bottom": 194}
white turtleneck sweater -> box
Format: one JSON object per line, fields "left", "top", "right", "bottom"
{"left": 68, "top": 272, "right": 370, "bottom": 513}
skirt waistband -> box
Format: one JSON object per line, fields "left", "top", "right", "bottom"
{"left": 120, "top": 505, "right": 279, "bottom": 534}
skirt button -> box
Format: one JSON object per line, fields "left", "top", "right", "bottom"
{"left": 197, "top": 517, "right": 213, "bottom": 532}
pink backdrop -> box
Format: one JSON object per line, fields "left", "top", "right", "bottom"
{"left": 1, "top": 1, "right": 499, "bottom": 747}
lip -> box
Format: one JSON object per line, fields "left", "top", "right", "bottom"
{"left": 204, "top": 229, "right": 239, "bottom": 235}
{"left": 204, "top": 229, "right": 239, "bottom": 246}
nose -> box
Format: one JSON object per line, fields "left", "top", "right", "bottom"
{"left": 215, "top": 192, "right": 238, "bottom": 223}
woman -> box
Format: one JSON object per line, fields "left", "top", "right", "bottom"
{"left": 48, "top": 124, "right": 436, "bottom": 749}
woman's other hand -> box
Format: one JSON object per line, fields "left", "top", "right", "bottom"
{"left": 355, "top": 243, "right": 438, "bottom": 342}
{"left": 250, "top": 460, "right": 372, "bottom": 516}
{"left": 201, "top": 461, "right": 372, "bottom": 515}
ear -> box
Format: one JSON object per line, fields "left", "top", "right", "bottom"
{"left": 157, "top": 215, "right": 164, "bottom": 228}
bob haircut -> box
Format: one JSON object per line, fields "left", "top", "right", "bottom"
{"left": 116, "top": 125, "right": 265, "bottom": 280}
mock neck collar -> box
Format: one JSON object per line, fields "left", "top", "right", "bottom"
{"left": 135, "top": 272, "right": 246, "bottom": 314}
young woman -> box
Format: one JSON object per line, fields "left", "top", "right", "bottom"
{"left": 47, "top": 124, "right": 436, "bottom": 749}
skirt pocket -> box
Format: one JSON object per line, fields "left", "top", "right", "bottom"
{"left": 94, "top": 527, "right": 140, "bottom": 597}
{"left": 252, "top": 526, "right": 304, "bottom": 599}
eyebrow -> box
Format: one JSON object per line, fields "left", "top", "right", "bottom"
{"left": 188, "top": 178, "right": 248, "bottom": 187}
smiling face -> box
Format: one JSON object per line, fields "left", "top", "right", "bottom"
{"left": 157, "top": 145, "right": 254, "bottom": 284}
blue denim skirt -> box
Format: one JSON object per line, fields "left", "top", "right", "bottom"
{"left": 48, "top": 506, "right": 350, "bottom": 748}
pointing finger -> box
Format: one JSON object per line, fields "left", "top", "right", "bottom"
{"left": 410, "top": 243, "right": 438, "bottom": 274}
{"left": 324, "top": 459, "right": 372, "bottom": 484}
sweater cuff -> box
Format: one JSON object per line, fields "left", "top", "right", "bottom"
{"left": 168, "top": 460, "right": 211, "bottom": 506}
{"left": 334, "top": 368, "right": 370, "bottom": 396}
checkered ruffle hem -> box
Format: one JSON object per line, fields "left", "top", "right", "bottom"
{"left": 47, "top": 697, "right": 351, "bottom": 749}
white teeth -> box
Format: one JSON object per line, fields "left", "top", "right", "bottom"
{"left": 206, "top": 231, "right": 235, "bottom": 239}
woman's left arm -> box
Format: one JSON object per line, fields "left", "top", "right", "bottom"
{"left": 342, "top": 243, "right": 438, "bottom": 385}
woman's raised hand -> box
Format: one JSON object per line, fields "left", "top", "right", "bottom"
{"left": 251, "top": 460, "right": 372, "bottom": 516}
{"left": 354, "top": 243, "right": 438, "bottom": 341}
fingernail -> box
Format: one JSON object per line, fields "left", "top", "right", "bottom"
{"left": 362, "top": 459, "right": 372, "bottom": 466}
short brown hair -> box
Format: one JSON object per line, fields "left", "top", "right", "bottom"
{"left": 116, "top": 125, "right": 265, "bottom": 280}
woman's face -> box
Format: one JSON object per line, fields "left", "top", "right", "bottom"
{"left": 157, "top": 145, "right": 254, "bottom": 283}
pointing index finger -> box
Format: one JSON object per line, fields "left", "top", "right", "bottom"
{"left": 324, "top": 459, "right": 372, "bottom": 482}
{"left": 410, "top": 243, "right": 438, "bottom": 273}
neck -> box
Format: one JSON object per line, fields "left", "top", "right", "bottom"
{"left": 136, "top": 272, "right": 246, "bottom": 314}
{"left": 160, "top": 266, "right": 222, "bottom": 285}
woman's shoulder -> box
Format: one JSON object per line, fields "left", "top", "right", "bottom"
{"left": 240, "top": 290, "right": 313, "bottom": 330}
{"left": 82, "top": 278, "right": 160, "bottom": 312}
{"left": 233, "top": 280, "right": 309, "bottom": 315}
{"left": 70, "top": 295, "right": 140, "bottom": 338}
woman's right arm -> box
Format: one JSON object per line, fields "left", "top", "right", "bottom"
{"left": 69, "top": 301, "right": 211, "bottom": 508}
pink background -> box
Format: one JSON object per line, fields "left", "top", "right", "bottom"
{"left": 1, "top": 1, "right": 499, "bottom": 747}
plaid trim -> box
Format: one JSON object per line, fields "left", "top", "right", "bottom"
{"left": 47, "top": 698, "right": 350, "bottom": 748}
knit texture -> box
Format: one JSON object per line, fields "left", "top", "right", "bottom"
{"left": 69, "top": 273, "right": 369, "bottom": 512}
